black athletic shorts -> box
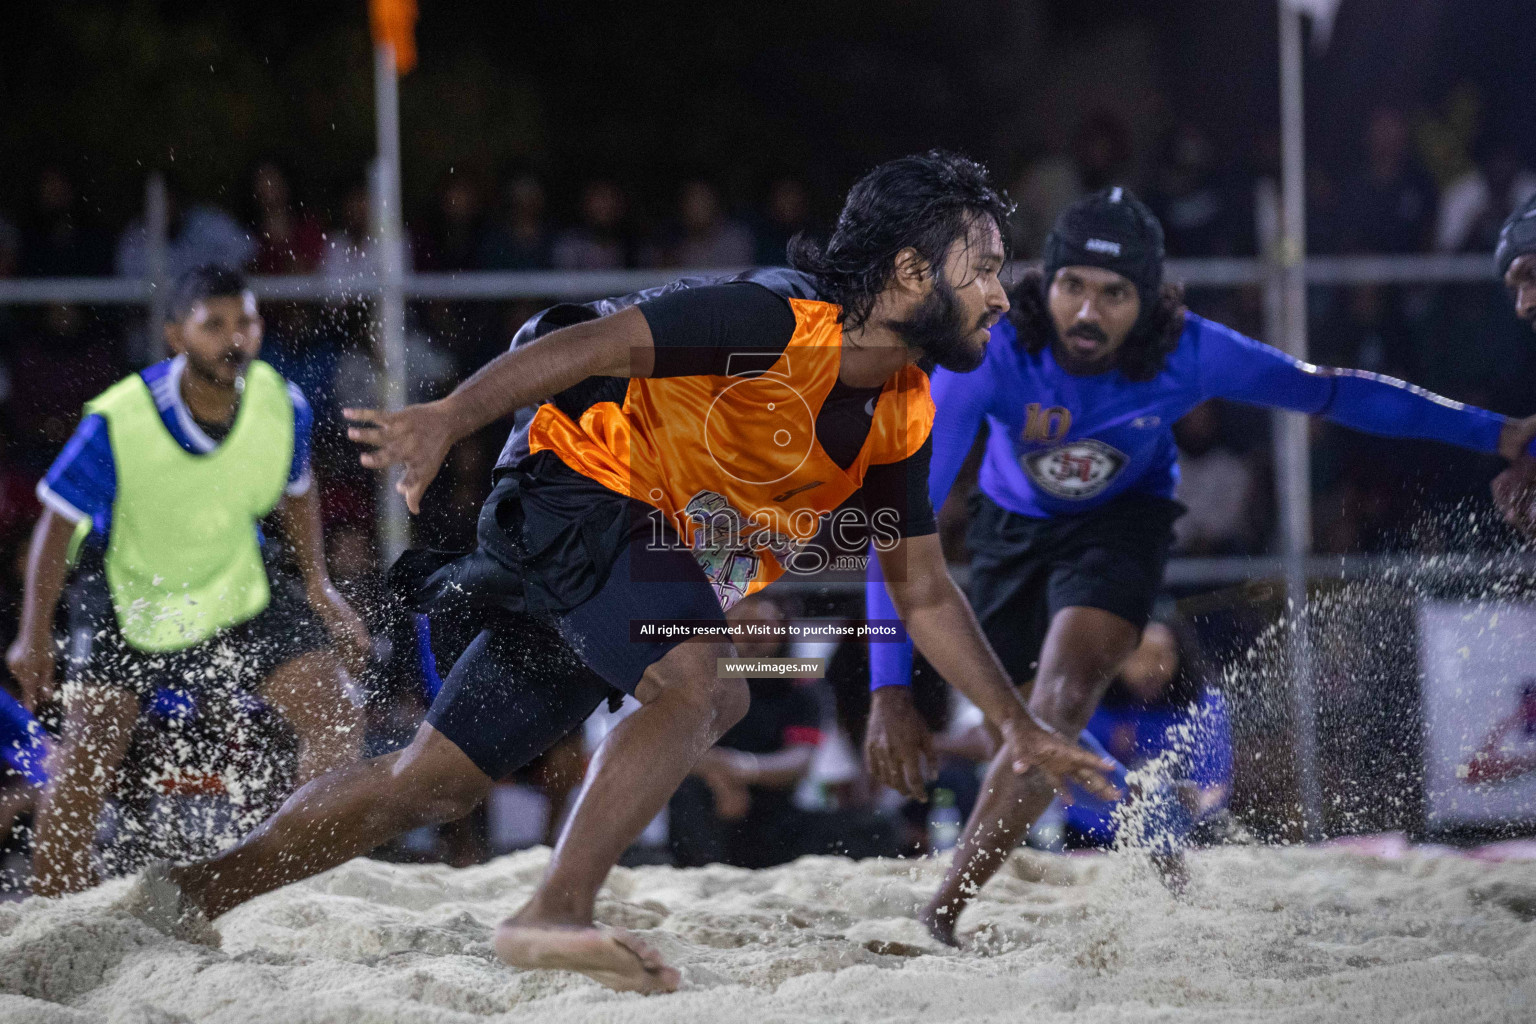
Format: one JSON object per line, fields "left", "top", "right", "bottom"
{"left": 63, "top": 552, "right": 330, "bottom": 702}
{"left": 412, "top": 453, "right": 728, "bottom": 779}
{"left": 956, "top": 490, "right": 1184, "bottom": 686}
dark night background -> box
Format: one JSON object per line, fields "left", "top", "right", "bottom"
{"left": 3, "top": 0, "right": 1532, "bottom": 227}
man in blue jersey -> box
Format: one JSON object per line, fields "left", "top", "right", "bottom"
{"left": 866, "top": 188, "right": 1536, "bottom": 944}
{"left": 5, "top": 266, "right": 366, "bottom": 895}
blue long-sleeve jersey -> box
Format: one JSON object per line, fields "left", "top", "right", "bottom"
{"left": 868, "top": 312, "right": 1514, "bottom": 689}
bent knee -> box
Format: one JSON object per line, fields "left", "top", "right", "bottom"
{"left": 711, "top": 676, "right": 750, "bottom": 731}
{"left": 645, "top": 666, "right": 749, "bottom": 731}
{"left": 1028, "top": 678, "right": 1107, "bottom": 736}
{"left": 388, "top": 733, "right": 493, "bottom": 825}
{"left": 392, "top": 767, "right": 489, "bottom": 826}
{"left": 634, "top": 640, "right": 750, "bottom": 736}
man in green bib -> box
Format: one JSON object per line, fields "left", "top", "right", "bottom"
{"left": 6, "top": 265, "right": 367, "bottom": 896}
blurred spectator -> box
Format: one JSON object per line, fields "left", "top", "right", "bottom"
{"left": 260, "top": 321, "right": 342, "bottom": 424}
{"left": 1171, "top": 403, "right": 1263, "bottom": 556}
{"left": 1436, "top": 141, "right": 1536, "bottom": 253}
{"left": 552, "top": 180, "right": 630, "bottom": 270}
{"left": 1010, "top": 152, "right": 1083, "bottom": 259}
{"left": 0, "top": 217, "right": 19, "bottom": 280}
{"left": 753, "top": 178, "right": 811, "bottom": 266}
{"left": 1319, "top": 284, "right": 1413, "bottom": 376}
{"left": 416, "top": 174, "right": 484, "bottom": 272}
{"left": 1336, "top": 107, "right": 1438, "bottom": 253}
{"left": 1062, "top": 618, "right": 1234, "bottom": 849}
{"left": 0, "top": 216, "right": 18, "bottom": 340}
{"left": 825, "top": 615, "right": 962, "bottom": 853}
{"left": 1010, "top": 111, "right": 1134, "bottom": 257}
{"left": 481, "top": 733, "right": 588, "bottom": 858}
{"left": 246, "top": 162, "right": 325, "bottom": 274}
{"left": 18, "top": 168, "right": 111, "bottom": 277}
{"left": 332, "top": 317, "right": 456, "bottom": 409}
{"left": 1147, "top": 124, "right": 1247, "bottom": 258}
{"left": 1075, "top": 110, "right": 1135, "bottom": 193}
{"left": 647, "top": 180, "right": 753, "bottom": 269}
{"left": 321, "top": 183, "right": 382, "bottom": 281}
{"left": 114, "top": 185, "right": 255, "bottom": 278}
{"left": 6, "top": 305, "right": 123, "bottom": 461}
{"left": 1304, "top": 159, "right": 1345, "bottom": 255}
{"left": 243, "top": 163, "right": 332, "bottom": 424}
{"left": 0, "top": 416, "right": 38, "bottom": 548}
{"left": 478, "top": 173, "right": 552, "bottom": 270}
{"left": 1411, "top": 126, "right": 1536, "bottom": 414}
{"left": 327, "top": 525, "right": 381, "bottom": 593}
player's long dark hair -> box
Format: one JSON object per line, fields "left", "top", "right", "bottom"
{"left": 1009, "top": 266, "right": 1188, "bottom": 382}
{"left": 788, "top": 150, "right": 1014, "bottom": 330}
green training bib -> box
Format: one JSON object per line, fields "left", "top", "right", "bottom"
{"left": 83, "top": 360, "right": 293, "bottom": 652}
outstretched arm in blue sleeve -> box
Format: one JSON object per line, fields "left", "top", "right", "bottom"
{"left": 1198, "top": 318, "right": 1527, "bottom": 455}
{"left": 866, "top": 362, "right": 996, "bottom": 690}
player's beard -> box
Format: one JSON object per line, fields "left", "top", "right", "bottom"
{"left": 1052, "top": 318, "right": 1123, "bottom": 375}
{"left": 889, "top": 275, "right": 989, "bottom": 373}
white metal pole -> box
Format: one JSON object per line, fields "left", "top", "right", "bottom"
{"left": 373, "top": 41, "right": 410, "bottom": 564}
{"left": 1277, "top": 0, "right": 1323, "bottom": 842}
{"left": 1257, "top": 178, "right": 1284, "bottom": 345}
{"left": 146, "top": 173, "right": 169, "bottom": 363}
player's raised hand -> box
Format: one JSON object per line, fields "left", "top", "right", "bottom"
{"left": 344, "top": 402, "right": 456, "bottom": 514}
{"left": 998, "top": 714, "right": 1121, "bottom": 802}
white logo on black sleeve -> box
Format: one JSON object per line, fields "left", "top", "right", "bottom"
{"left": 1021, "top": 439, "right": 1129, "bottom": 500}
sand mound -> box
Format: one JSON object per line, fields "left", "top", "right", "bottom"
{"left": 2, "top": 846, "right": 1534, "bottom": 1023}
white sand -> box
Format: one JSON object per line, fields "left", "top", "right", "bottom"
{"left": 2, "top": 846, "right": 1534, "bottom": 1023}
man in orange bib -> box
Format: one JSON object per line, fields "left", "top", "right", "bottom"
{"left": 132, "top": 152, "right": 1117, "bottom": 993}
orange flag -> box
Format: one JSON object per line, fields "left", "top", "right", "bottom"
{"left": 370, "top": 0, "right": 418, "bottom": 75}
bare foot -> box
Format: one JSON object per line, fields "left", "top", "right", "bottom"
{"left": 494, "top": 918, "right": 680, "bottom": 994}
{"left": 918, "top": 899, "right": 960, "bottom": 947}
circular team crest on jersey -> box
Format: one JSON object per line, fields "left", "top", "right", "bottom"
{"left": 1021, "top": 439, "right": 1129, "bottom": 500}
